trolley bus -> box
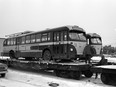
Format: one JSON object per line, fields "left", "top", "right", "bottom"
{"left": 86, "top": 33, "right": 102, "bottom": 56}
{"left": 2, "top": 25, "right": 87, "bottom": 61}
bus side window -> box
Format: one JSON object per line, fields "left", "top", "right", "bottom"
{"left": 31, "top": 34, "right": 36, "bottom": 43}
{"left": 54, "top": 33, "right": 57, "bottom": 41}
{"left": 4, "top": 39, "right": 7, "bottom": 46}
{"left": 48, "top": 33, "right": 50, "bottom": 41}
{"left": 87, "top": 39, "right": 89, "bottom": 45}
{"left": 11, "top": 38, "right": 14, "bottom": 45}
{"left": 7, "top": 39, "right": 11, "bottom": 45}
{"left": 61, "top": 32, "right": 63, "bottom": 41}
{"left": 42, "top": 33, "right": 47, "bottom": 42}
{"left": 57, "top": 32, "right": 59, "bottom": 41}
{"left": 16, "top": 37, "right": 21, "bottom": 45}
{"left": 26, "top": 36, "right": 30, "bottom": 44}
{"left": 64, "top": 31, "right": 67, "bottom": 41}
{"left": 21, "top": 37, "right": 25, "bottom": 44}
{"left": 36, "top": 34, "right": 41, "bottom": 42}
{"left": 13, "top": 38, "right": 16, "bottom": 45}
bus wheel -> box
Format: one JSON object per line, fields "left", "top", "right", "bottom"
{"left": 101, "top": 73, "right": 109, "bottom": 84}
{"left": 43, "top": 50, "right": 51, "bottom": 61}
{"left": 83, "top": 70, "right": 93, "bottom": 78}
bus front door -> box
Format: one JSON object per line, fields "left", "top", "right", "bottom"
{"left": 53, "top": 31, "right": 68, "bottom": 60}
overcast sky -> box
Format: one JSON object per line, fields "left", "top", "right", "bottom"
{"left": 0, "top": 0, "right": 116, "bottom": 46}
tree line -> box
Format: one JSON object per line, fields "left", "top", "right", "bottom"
{"left": 102, "top": 45, "right": 116, "bottom": 54}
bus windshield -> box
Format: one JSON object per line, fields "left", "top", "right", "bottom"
{"left": 91, "top": 38, "right": 102, "bottom": 44}
{"left": 69, "top": 32, "right": 86, "bottom": 41}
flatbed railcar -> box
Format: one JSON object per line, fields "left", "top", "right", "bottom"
{"left": 91, "top": 65, "right": 116, "bottom": 85}
{"left": 0, "top": 58, "right": 93, "bottom": 79}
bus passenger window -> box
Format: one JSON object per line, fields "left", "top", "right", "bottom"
{"left": 31, "top": 35, "right": 35, "bottom": 43}
{"left": 57, "top": 33, "right": 59, "bottom": 41}
{"left": 26, "top": 36, "right": 30, "bottom": 43}
{"left": 61, "top": 32, "right": 63, "bottom": 41}
{"left": 4, "top": 39, "right": 7, "bottom": 46}
{"left": 17, "top": 38, "right": 21, "bottom": 45}
{"left": 13, "top": 38, "right": 16, "bottom": 45}
{"left": 11, "top": 38, "right": 14, "bottom": 45}
{"left": 21, "top": 37, "right": 25, "bottom": 44}
{"left": 42, "top": 34, "right": 47, "bottom": 41}
{"left": 54, "top": 33, "right": 57, "bottom": 41}
{"left": 7, "top": 39, "right": 11, "bottom": 45}
{"left": 36, "top": 34, "right": 41, "bottom": 42}
{"left": 64, "top": 32, "right": 67, "bottom": 41}
{"left": 48, "top": 33, "right": 50, "bottom": 41}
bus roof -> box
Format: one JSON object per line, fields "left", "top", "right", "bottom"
{"left": 5, "top": 25, "right": 85, "bottom": 38}
{"left": 45, "top": 25, "right": 85, "bottom": 33}
{"left": 86, "top": 33, "right": 101, "bottom": 38}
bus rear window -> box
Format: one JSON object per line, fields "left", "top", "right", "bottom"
{"left": 69, "top": 32, "right": 86, "bottom": 41}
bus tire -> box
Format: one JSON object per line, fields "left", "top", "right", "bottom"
{"left": 83, "top": 70, "right": 93, "bottom": 78}
{"left": 101, "top": 73, "right": 109, "bottom": 84}
{"left": 43, "top": 50, "right": 51, "bottom": 61}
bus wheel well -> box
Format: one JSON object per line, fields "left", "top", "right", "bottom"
{"left": 9, "top": 50, "right": 15, "bottom": 59}
{"left": 42, "top": 49, "right": 52, "bottom": 60}
{"left": 83, "top": 45, "right": 96, "bottom": 57}
{"left": 91, "top": 47, "right": 96, "bottom": 55}
{"left": 9, "top": 50, "right": 14, "bottom": 54}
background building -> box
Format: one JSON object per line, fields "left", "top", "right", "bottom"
{"left": 0, "top": 38, "right": 5, "bottom": 56}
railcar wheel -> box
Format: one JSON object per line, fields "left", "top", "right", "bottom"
{"left": 101, "top": 73, "right": 109, "bottom": 84}
{"left": 43, "top": 50, "right": 51, "bottom": 61}
{"left": 1, "top": 73, "right": 5, "bottom": 77}
{"left": 83, "top": 70, "right": 93, "bottom": 78}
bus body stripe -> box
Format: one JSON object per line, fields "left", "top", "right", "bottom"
{"left": 3, "top": 41, "right": 86, "bottom": 55}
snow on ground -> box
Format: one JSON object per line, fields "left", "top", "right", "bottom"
{"left": 0, "top": 68, "right": 114, "bottom": 87}
{"left": 91, "top": 56, "right": 116, "bottom": 64}
{"left": 0, "top": 56, "right": 116, "bottom": 87}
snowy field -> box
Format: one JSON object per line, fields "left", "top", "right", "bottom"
{"left": 0, "top": 68, "right": 114, "bottom": 87}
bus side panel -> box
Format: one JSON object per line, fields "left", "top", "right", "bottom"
{"left": 2, "top": 45, "right": 16, "bottom": 56}
{"left": 17, "top": 44, "right": 42, "bottom": 58}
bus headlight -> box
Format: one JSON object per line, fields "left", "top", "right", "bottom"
{"left": 70, "top": 48, "right": 73, "bottom": 51}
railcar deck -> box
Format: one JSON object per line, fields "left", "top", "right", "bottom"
{"left": 0, "top": 57, "right": 93, "bottom": 79}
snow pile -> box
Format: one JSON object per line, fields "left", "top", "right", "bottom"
{"left": 91, "top": 56, "right": 116, "bottom": 64}
{"left": 0, "top": 56, "right": 10, "bottom": 60}
{"left": 91, "top": 56, "right": 101, "bottom": 63}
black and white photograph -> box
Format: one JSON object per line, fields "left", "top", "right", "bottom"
{"left": 0, "top": 0, "right": 116, "bottom": 87}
